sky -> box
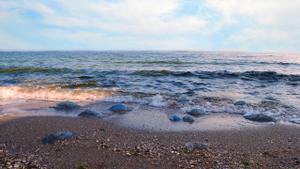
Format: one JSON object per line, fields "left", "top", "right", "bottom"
{"left": 0, "top": 0, "right": 300, "bottom": 52}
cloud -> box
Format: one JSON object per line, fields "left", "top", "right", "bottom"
{"left": 9, "top": 0, "right": 207, "bottom": 35}
{"left": 228, "top": 28, "right": 300, "bottom": 52}
{"left": 0, "top": 32, "right": 37, "bottom": 50}
{"left": 0, "top": 0, "right": 300, "bottom": 52}
{"left": 205, "top": 0, "right": 300, "bottom": 52}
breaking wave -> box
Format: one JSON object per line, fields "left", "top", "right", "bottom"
{"left": 0, "top": 86, "right": 113, "bottom": 102}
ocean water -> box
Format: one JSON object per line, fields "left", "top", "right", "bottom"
{"left": 0, "top": 51, "right": 300, "bottom": 124}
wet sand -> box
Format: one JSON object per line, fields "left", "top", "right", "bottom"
{"left": 0, "top": 116, "right": 300, "bottom": 169}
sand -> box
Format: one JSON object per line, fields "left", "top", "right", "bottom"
{"left": 0, "top": 116, "right": 300, "bottom": 169}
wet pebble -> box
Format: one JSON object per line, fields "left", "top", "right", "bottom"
{"left": 186, "top": 108, "right": 208, "bottom": 117}
{"left": 78, "top": 109, "right": 99, "bottom": 118}
{"left": 110, "top": 103, "right": 129, "bottom": 113}
{"left": 182, "top": 115, "right": 194, "bottom": 123}
{"left": 169, "top": 115, "right": 181, "bottom": 122}
{"left": 53, "top": 101, "right": 80, "bottom": 111}
{"left": 243, "top": 113, "right": 276, "bottom": 122}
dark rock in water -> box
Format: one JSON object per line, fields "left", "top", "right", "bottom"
{"left": 187, "top": 108, "right": 208, "bottom": 117}
{"left": 42, "top": 131, "right": 73, "bottom": 144}
{"left": 110, "top": 103, "right": 129, "bottom": 113}
{"left": 169, "top": 115, "right": 181, "bottom": 122}
{"left": 243, "top": 113, "right": 276, "bottom": 122}
{"left": 183, "top": 115, "right": 194, "bottom": 123}
{"left": 78, "top": 110, "right": 98, "bottom": 117}
{"left": 234, "top": 100, "right": 246, "bottom": 106}
{"left": 53, "top": 101, "right": 80, "bottom": 111}
{"left": 185, "top": 142, "right": 208, "bottom": 152}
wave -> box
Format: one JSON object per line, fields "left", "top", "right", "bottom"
{"left": 131, "top": 70, "right": 300, "bottom": 82}
{"left": 1, "top": 66, "right": 299, "bottom": 83}
{"left": 112, "top": 60, "right": 188, "bottom": 65}
{"left": 111, "top": 60, "right": 300, "bottom": 66}
{"left": 0, "top": 67, "right": 83, "bottom": 74}
{"left": 0, "top": 86, "right": 113, "bottom": 102}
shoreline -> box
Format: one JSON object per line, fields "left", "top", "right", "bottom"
{"left": 1, "top": 116, "right": 300, "bottom": 168}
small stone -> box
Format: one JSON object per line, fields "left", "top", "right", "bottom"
{"left": 243, "top": 113, "right": 276, "bottom": 122}
{"left": 187, "top": 108, "right": 208, "bottom": 117}
{"left": 53, "top": 101, "right": 80, "bottom": 111}
{"left": 169, "top": 115, "right": 181, "bottom": 122}
{"left": 183, "top": 115, "right": 194, "bottom": 123}
{"left": 110, "top": 104, "right": 129, "bottom": 113}
{"left": 78, "top": 110, "right": 98, "bottom": 117}
{"left": 185, "top": 142, "right": 208, "bottom": 152}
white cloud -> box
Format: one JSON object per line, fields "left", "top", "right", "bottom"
{"left": 0, "top": 0, "right": 300, "bottom": 51}
{"left": 206, "top": 0, "right": 300, "bottom": 28}
{"left": 0, "top": 32, "right": 36, "bottom": 50}
{"left": 228, "top": 28, "right": 300, "bottom": 52}
{"left": 206, "top": 0, "right": 300, "bottom": 52}
{"left": 15, "top": 0, "right": 207, "bottom": 35}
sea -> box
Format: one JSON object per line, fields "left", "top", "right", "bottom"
{"left": 0, "top": 51, "right": 299, "bottom": 127}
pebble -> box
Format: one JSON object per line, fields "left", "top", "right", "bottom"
{"left": 53, "top": 101, "right": 80, "bottom": 111}
{"left": 243, "top": 113, "right": 276, "bottom": 122}
{"left": 110, "top": 103, "right": 129, "bottom": 113}
{"left": 78, "top": 109, "right": 99, "bottom": 117}
{"left": 169, "top": 115, "right": 181, "bottom": 122}
{"left": 182, "top": 115, "right": 195, "bottom": 123}
{"left": 187, "top": 108, "right": 208, "bottom": 117}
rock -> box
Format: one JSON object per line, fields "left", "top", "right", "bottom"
{"left": 234, "top": 100, "right": 246, "bottom": 106}
{"left": 183, "top": 115, "right": 194, "bottom": 123}
{"left": 110, "top": 103, "right": 129, "bottom": 113}
{"left": 78, "top": 110, "right": 98, "bottom": 117}
{"left": 53, "top": 101, "right": 80, "bottom": 111}
{"left": 169, "top": 115, "right": 181, "bottom": 122}
{"left": 243, "top": 113, "right": 276, "bottom": 122}
{"left": 42, "top": 131, "right": 73, "bottom": 144}
{"left": 186, "top": 108, "right": 208, "bottom": 117}
{"left": 185, "top": 142, "right": 208, "bottom": 152}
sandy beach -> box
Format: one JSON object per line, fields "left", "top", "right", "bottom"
{"left": 0, "top": 116, "right": 299, "bottom": 169}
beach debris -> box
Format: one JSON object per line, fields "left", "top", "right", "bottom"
{"left": 78, "top": 109, "right": 98, "bottom": 118}
{"left": 186, "top": 108, "right": 208, "bottom": 117}
{"left": 182, "top": 115, "right": 194, "bottom": 123}
{"left": 234, "top": 100, "right": 246, "bottom": 106}
{"left": 184, "top": 142, "right": 208, "bottom": 152}
{"left": 110, "top": 103, "right": 129, "bottom": 113}
{"left": 243, "top": 113, "right": 276, "bottom": 122}
{"left": 169, "top": 115, "right": 181, "bottom": 122}
{"left": 53, "top": 101, "right": 80, "bottom": 111}
{"left": 42, "top": 131, "right": 73, "bottom": 144}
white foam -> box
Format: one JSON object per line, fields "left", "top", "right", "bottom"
{"left": 0, "top": 86, "right": 111, "bottom": 102}
{"left": 149, "top": 95, "right": 167, "bottom": 107}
